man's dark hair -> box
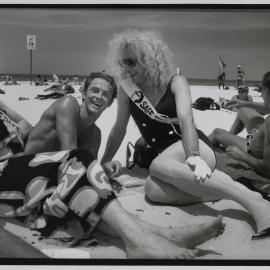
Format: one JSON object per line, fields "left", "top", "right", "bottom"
{"left": 82, "top": 72, "right": 117, "bottom": 104}
{"left": 262, "top": 71, "right": 270, "bottom": 91}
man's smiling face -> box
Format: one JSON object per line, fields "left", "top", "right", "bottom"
{"left": 84, "top": 78, "right": 113, "bottom": 115}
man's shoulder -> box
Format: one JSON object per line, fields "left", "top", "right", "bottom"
{"left": 56, "top": 96, "right": 79, "bottom": 111}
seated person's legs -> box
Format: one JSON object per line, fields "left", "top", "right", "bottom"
{"left": 236, "top": 107, "right": 264, "bottom": 133}
{"left": 229, "top": 114, "right": 245, "bottom": 135}
{"left": 146, "top": 139, "right": 221, "bottom": 205}
{"left": 209, "top": 128, "right": 246, "bottom": 150}
{"left": 145, "top": 139, "right": 270, "bottom": 236}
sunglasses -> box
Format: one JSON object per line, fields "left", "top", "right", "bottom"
{"left": 119, "top": 58, "right": 137, "bottom": 68}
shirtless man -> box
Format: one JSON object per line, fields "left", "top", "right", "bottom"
{"left": 24, "top": 72, "right": 116, "bottom": 158}
{"left": 209, "top": 71, "right": 270, "bottom": 178}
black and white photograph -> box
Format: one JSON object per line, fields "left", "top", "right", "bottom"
{"left": 0, "top": 2, "right": 270, "bottom": 265}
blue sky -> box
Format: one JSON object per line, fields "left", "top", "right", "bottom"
{"left": 1, "top": 7, "right": 270, "bottom": 80}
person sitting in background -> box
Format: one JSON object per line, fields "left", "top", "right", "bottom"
{"left": 35, "top": 75, "right": 44, "bottom": 86}
{"left": 4, "top": 74, "right": 19, "bottom": 86}
{"left": 232, "top": 85, "right": 253, "bottom": 103}
{"left": 230, "top": 85, "right": 253, "bottom": 112}
{"left": 209, "top": 71, "right": 270, "bottom": 179}
{"left": 0, "top": 75, "right": 6, "bottom": 82}
{"left": 219, "top": 85, "right": 253, "bottom": 112}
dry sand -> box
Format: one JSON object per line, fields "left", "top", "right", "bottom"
{"left": 0, "top": 80, "right": 269, "bottom": 260}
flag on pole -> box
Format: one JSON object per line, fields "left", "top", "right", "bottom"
{"left": 218, "top": 56, "right": 226, "bottom": 70}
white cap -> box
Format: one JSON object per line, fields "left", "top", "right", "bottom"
{"left": 237, "top": 64, "right": 241, "bottom": 68}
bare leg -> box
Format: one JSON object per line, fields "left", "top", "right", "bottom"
{"left": 229, "top": 115, "right": 245, "bottom": 135}
{"left": 236, "top": 107, "right": 264, "bottom": 133}
{"left": 97, "top": 214, "right": 225, "bottom": 249}
{"left": 145, "top": 174, "right": 219, "bottom": 205}
{"left": 100, "top": 199, "right": 199, "bottom": 259}
{"left": 147, "top": 140, "right": 270, "bottom": 232}
{"left": 209, "top": 128, "right": 246, "bottom": 150}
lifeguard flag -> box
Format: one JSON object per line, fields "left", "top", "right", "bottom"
{"left": 218, "top": 56, "right": 226, "bottom": 69}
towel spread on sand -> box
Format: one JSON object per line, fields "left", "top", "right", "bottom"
{"left": 215, "top": 151, "right": 270, "bottom": 197}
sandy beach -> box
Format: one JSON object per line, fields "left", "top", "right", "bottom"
{"left": 0, "top": 80, "right": 268, "bottom": 260}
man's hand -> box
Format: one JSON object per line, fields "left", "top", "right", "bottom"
{"left": 226, "top": 146, "right": 251, "bottom": 169}
{"left": 102, "top": 161, "right": 122, "bottom": 178}
{"left": 186, "top": 156, "right": 211, "bottom": 183}
{"left": 226, "top": 145, "right": 246, "bottom": 161}
{"left": 226, "top": 99, "right": 246, "bottom": 110}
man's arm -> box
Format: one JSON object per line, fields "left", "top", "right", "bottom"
{"left": 227, "top": 100, "right": 270, "bottom": 115}
{"left": 56, "top": 96, "right": 80, "bottom": 150}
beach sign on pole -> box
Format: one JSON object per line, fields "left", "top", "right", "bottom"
{"left": 26, "top": 35, "right": 36, "bottom": 85}
{"left": 26, "top": 34, "right": 36, "bottom": 50}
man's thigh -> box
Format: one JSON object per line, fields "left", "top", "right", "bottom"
{"left": 217, "top": 130, "right": 246, "bottom": 150}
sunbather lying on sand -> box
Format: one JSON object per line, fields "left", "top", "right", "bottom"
{"left": 209, "top": 71, "right": 270, "bottom": 179}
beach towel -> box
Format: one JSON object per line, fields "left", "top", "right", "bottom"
{"left": 215, "top": 151, "right": 270, "bottom": 199}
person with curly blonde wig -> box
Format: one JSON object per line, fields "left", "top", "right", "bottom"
{"left": 102, "top": 29, "right": 270, "bottom": 240}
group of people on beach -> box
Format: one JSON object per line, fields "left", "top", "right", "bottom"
{"left": 0, "top": 29, "right": 270, "bottom": 259}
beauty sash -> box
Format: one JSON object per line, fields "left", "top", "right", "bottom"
{"left": 120, "top": 78, "right": 180, "bottom": 126}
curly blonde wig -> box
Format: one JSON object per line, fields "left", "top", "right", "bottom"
{"left": 107, "top": 29, "right": 175, "bottom": 93}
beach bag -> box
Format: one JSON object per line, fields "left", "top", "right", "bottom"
{"left": 126, "top": 137, "right": 159, "bottom": 169}
{"left": 192, "top": 97, "right": 220, "bottom": 111}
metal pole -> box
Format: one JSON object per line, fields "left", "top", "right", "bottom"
{"left": 30, "top": 49, "right": 32, "bottom": 85}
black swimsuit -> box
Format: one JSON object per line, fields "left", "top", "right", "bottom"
{"left": 129, "top": 78, "right": 215, "bottom": 153}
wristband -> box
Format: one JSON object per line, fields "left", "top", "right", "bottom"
{"left": 186, "top": 151, "right": 200, "bottom": 159}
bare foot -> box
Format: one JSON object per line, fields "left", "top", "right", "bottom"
{"left": 125, "top": 232, "right": 199, "bottom": 259}
{"left": 155, "top": 215, "right": 225, "bottom": 249}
